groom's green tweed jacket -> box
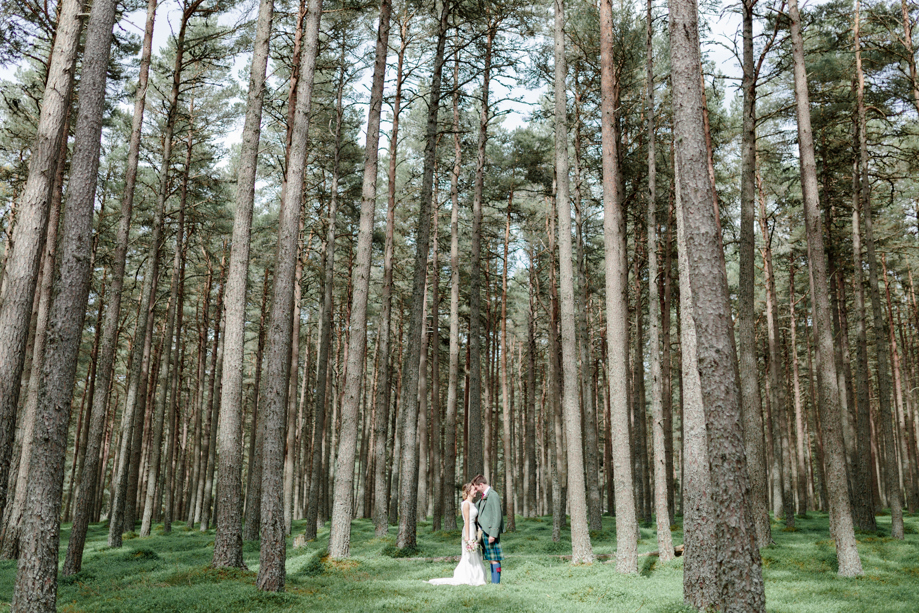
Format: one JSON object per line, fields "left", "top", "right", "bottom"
{"left": 476, "top": 488, "right": 504, "bottom": 537}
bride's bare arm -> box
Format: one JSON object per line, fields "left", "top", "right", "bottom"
{"left": 462, "top": 500, "right": 470, "bottom": 541}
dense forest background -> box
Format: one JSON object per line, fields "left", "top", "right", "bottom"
{"left": 0, "top": 0, "right": 917, "bottom": 609}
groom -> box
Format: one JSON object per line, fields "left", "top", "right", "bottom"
{"left": 472, "top": 474, "right": 504, "bottom": 584}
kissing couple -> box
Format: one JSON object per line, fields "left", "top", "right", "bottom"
{"left": 427, "top": 474, "right": 505, "bottom": 586}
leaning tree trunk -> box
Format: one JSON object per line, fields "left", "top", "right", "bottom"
{"left": 10, "top": 0, "right": 117, "bottom": 608}
{"left": 212, "top": 0, "right": 275, "bottom": 569}
{"left": 553, "top": 0, "right": 593, "bottom": 564}
{"left": 669, "top": 0, "right": 765, "bottom": 608}
{"left": 788, "top": 0, "right": 864, "bottom": 575}
{"left": 0, "top": 144, "right": 65, "bottom": 560}
{"left": 328, "top": 0, "right": 391, "bottom": 559}
{"left": 257, "top": 0, "right": 323, "bottom": 592}
{"left": 855, "top": 0, "right": 903, "bottom": 541}
{"left": 645, "top": 0, "right": 674, "bottom": 561}
{"left": 0, "top": 0, "right": 83, "bottom": 522}
{"left": 395, "top": 0, "right": 450, "bottom": 551}
{"left": 599, "top": 0, "right": 638, "bottom": 574}
{"left": 737, "top": 0, "right": 772, "bottom": 548}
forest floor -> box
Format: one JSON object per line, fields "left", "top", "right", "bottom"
{"left": 1, "top": 511, "right": 917, "bottom": 612}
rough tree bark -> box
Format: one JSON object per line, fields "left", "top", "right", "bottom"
{"left": 670, "top": 0, "right": 766, "bottom": 607}
{"left": 10, "top": 0, "right": 117, "bottom": 608}
{"left": 0, "top": 0, "right": 83, "bottom": 522}
{"left": 674, "top": 158, "right": 718, "bottom": 611}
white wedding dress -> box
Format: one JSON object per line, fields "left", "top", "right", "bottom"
{"left": 427, "top": 500, "right": 487, "bottom": 586}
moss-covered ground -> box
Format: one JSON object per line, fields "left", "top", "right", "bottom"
{"left": 1, "top": 512, "right": 916, "bottom": 612}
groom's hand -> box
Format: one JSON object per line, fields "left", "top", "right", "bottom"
{"left": 489, "top": 536, "right": 495, "bottom": 544}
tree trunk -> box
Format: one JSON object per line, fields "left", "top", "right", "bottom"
{"left": 10, "top": 0, "right": 117, "bottom": 607}
{"left": 0, "top": 137, "right": 65, "bottom": 560}
{"left": 757, "top": 180, "right": 795, "bottom": 528}
{"left": 525, "top": 260, "right": 538, "bottom": 517}
{"left": 243, "top": 268, "right": 271, "bottom": 541}
{"left": 213, "top": 0, "right": 275, "bottom": 568}
{"left": 645, "top": 0, "right": 673, "bottom": 560}
{"left": 440, "top": 32, "right": 461, "bottom": 532}
{"left": 500, "top": 197, "right": 516, "bottom": 533}
{"left": 737, "top": 0, "right": 772, "bottom": 548}
{"left": 788, "top": 0, "right": 864, "bottom": 574}
{"left": 788, "top": 263, "right": 813, "bottom": 519}
{"left": 328, "top": 0, "right": 391, "bottom": 558}
{"left": 304, "top": 21, "right": 347, "bottom": 546}
{"left": 395, "top": 0, "right": 450, "bottom": 551}
{"left": 137, "top": 6, "right": 200, "bottom": 536}
{"left": 855, "top": 0, "right": 903, "bottom": 540}
{"left": 599, "top": 0, "right": 638, "bottom": 574}
{"left": 0, "top": 0, "right": 83, "bottom": 522}
{"left": 257, "top": 0, "right": 323, "bottom": 591}
{"left": 849, "top": 124, "right": 878, "bottom": 530}
{"left": 466, "top": 16, "right": 496, "bottom": 483}
{"left": 670, "top": 0, "right": 766, "bottom": 606}
{"left": 674, "top": 158, "right": 717, "bottom": 610}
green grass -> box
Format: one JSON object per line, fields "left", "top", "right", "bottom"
{"left": 1, "top": 512, "right": 917, "bottom": 612}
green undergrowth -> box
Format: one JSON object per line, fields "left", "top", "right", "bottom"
{"left": 0, "top": 511, "right": 917, "bottom": 612}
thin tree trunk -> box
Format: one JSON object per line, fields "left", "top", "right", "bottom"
{"left": 328, "top": 0, "right": 391, "bottom": 557}
{"left": 10, "top": 0, "right": 117, "bottom": 606}
{"left": 737, "top": 0, "right": 772, "bottom": 548}
{"left": 466, "top": 16, "right": 496, "bottom": 483}
{"left": 788, "top": 0, "right": 864, "bottom": 574}
{"left": 395, "top": 0, "right": 450, "bottom": 551}
{"left": 757, "top": 178, "right": 795, "bottom": 528}
{"left": 572, "top": 70, "right": 601, "bottom": 534}
{"left": 645, "top": 0, "right": 673, "bottom": 559}
{"left": 599, "top": 0, "right": 637, "bottom": 574}
{"left": 670, "top": 0, "right": 766, "bottom": 606}
{"left": 849, "top": 123, "right": 877, "bottom": 531}
{"left": 257, "top": 0, "right": 323, "bottom": 591}
{"left": 855, "top": 0, "right": 903, "bottom": 540}
{"left": 304, "top": 24, "right": 347, "bottom": 546}
{"left": 213, "top": 0, "right": 275, "bottom": 568}
{"left": 500, "top": 197, "right": 516, "bottom": 533}
{"left": 243, "top": 267, "right": 270, "bottom": 540}
{"left": 788, "top": 263, "right": 812, "bottom": 518}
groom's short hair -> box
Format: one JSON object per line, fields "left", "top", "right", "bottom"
{"left": 472, "top": 474, "right": 487, "bottom": 486}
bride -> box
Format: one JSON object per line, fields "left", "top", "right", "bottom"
{"left": 427, "top": 483, "right": 487, "bottom": 586}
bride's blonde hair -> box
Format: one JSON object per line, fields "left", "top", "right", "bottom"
{"left": 461, "top": 482, "right": 475, "bottom": 500}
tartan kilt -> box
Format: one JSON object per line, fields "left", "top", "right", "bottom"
{"left": 481, "top": 533, "right": 503, "bottom": 563}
